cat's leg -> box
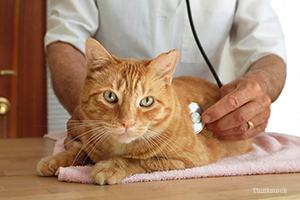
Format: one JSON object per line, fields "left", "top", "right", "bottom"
{"left": 37, "top": 141, "right": 87, "bottom": 176}
{"left": 91, "top": 157, "right": 186, "bottom": 185}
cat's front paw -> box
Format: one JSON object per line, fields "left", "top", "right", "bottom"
{"left": 37, "top": 156, "right": 61, "bottom": 176}
{"left": 91, "top": 159, "right": 128, "bottom": 185}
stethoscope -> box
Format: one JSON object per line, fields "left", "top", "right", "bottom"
{"left": 186, "top": 0, "right": 223, "bottom": 134}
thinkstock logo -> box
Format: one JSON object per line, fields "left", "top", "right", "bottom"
{"left": 253, "top": 188, "right": 287, "bottom": 194}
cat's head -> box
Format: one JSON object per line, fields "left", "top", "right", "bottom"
{"left": 80, "top": 38, "right": 180, "bottom": 144}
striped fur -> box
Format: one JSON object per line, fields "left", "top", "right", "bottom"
{"left": 37, "top": 38, "right": 252, "bottom": 185}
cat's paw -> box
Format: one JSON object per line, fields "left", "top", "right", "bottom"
{"left": 37, "top": 156, "right": 60, "bottom": 176}
{"left": 91, "top": 159, "right": 128, "bottom": 185}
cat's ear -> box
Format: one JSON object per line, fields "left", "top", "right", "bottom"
{"left": 149, "top": 50, "right": 180, "bottom": 85}
{"left": 85, "top": 38, "right": 113, "bottom": 70}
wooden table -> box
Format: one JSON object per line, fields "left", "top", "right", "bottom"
{"left": 0, "top": 138, "right": 299, "bottom": 200}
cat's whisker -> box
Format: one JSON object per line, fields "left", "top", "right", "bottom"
{"left": 154, "top": 134, "right": 188, "bottom": 163}
{"left": 63, "top": 123, "right": 107, "bottom": 147}
{"left": 146, "top": 129, "right": 191, "bottom": 163}
{"left": 82, "top": 129, "right": 111, "bottom": 165}
{"left": 141, "top": 136, "right": 160, "bottom": 160}
{"left": 65, "top": 125, "right": 104, "bottom": 149}
{"left": 157, "top": 131, "right": 194, "bottom": 153}
{"left": 145, "top": 133, "right": 188, "bottom": 170}
{"left": 68, "top": 120, "right": 107, "bottom": 127}
{"left": 66, "top": 124, "right": 86, "bottom": 133}
{"left": 71, "top": 132, "right": 100, "bottom": 166}
{"left": 140, "top": 136, "right": 167, "bottom": 168}
{"left": 82, "top": 127, "right": 108, "bottom": 151}
{"left": 71, "top": 126, "right": 107, "bottom": 166}
{"left": 142, "top": 133, "right": 171, "bottom": 163}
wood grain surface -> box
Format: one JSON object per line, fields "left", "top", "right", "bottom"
{"left": 0, "top": 138, "right": 299, "bottom": 199}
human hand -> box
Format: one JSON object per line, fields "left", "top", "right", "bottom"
{"left": 65, "top": 106, "right": 84, "bottom": 150}
{"left": 202, "top": 74, "right": 271, "bottom": 141}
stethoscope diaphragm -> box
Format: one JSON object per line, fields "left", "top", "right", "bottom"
{"left": 189, "top": 102, "right": 205, "bottom": 134}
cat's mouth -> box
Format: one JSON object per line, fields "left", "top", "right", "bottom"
{"left": 115, "top": 131, "right": 137, "bottom": 144}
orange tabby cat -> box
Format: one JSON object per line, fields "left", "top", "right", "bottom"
{"left": 37, "top": 38, "right": 252, "bottom": 185}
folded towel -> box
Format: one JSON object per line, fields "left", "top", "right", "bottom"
{"left": 44, "top": 132, "right": 300, "bottom": 184}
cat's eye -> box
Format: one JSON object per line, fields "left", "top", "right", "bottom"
{"left": 103, "top": 91, "right": 118, "bottom": 103}
{"left": 140, "top": 96, "right": 154, "bottom": 107}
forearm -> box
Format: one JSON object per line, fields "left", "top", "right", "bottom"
{"left": 47, "top": 42, "right": 87, "bottom": 115}
{"left": 244, "top": 54, "right": 286, "bottom": 102}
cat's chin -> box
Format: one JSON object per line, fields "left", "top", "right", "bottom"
{"left": 115, "top": 131, "right": 137, "bottom": 144}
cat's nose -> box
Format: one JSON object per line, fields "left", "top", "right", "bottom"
{"left": 120, "top": 119, "right": 135, "bottom": 131}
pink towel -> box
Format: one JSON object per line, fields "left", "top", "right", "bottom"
{"left": 44, "top": 132, "right": 300, "bottom": 184}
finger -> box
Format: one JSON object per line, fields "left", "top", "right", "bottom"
{"left": 67, "top": 119, "right": 82, "bottom": 132}
{"left": 73, "top": 106, "right": 84, "bottom": 121}
{"left": 64, "top": 135, "right": 74, "bottom": 150}
{"left": 217, "top": 122, "right": 267, "bottom": 141}
{"left": 202, "top": 80, "right": 263, "bottom": 124}
{"left": 211, "top": 107, "right": 271, "bottom": 136}
{"left": 203, "top": 88, "right": 254, "bottom": 124}
{"left": 67, "top": 120, "right": 84, "bottom": 140}
{"left": 219, "top": 79, "right": 237, "bottom": 98}
{"left": 206, "top": 94, "right": 271, "bottom": 131}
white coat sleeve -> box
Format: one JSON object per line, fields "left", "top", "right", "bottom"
{"left": 44, "top": 0, "right": 99, "bottom": 54}
{"left": 230, "top": 0, "right": 287, "bottom": 77}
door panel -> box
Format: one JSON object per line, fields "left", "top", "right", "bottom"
{"left": 0, "top": 0, "right": 19, "bottom": 138}
{"left": 0, "top": 0, "right": 47, "bottom": 138}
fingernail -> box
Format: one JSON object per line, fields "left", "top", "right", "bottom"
{"left": 202, "top": 115, "right": 211, "bottom": 123}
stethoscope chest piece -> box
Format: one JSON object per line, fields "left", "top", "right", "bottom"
{"left": 189, "top": 102, "right": 205, "bottom": 134}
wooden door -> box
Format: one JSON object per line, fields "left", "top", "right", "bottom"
{"left": 0, "top": 0, "right": 47, "bottom": 138}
